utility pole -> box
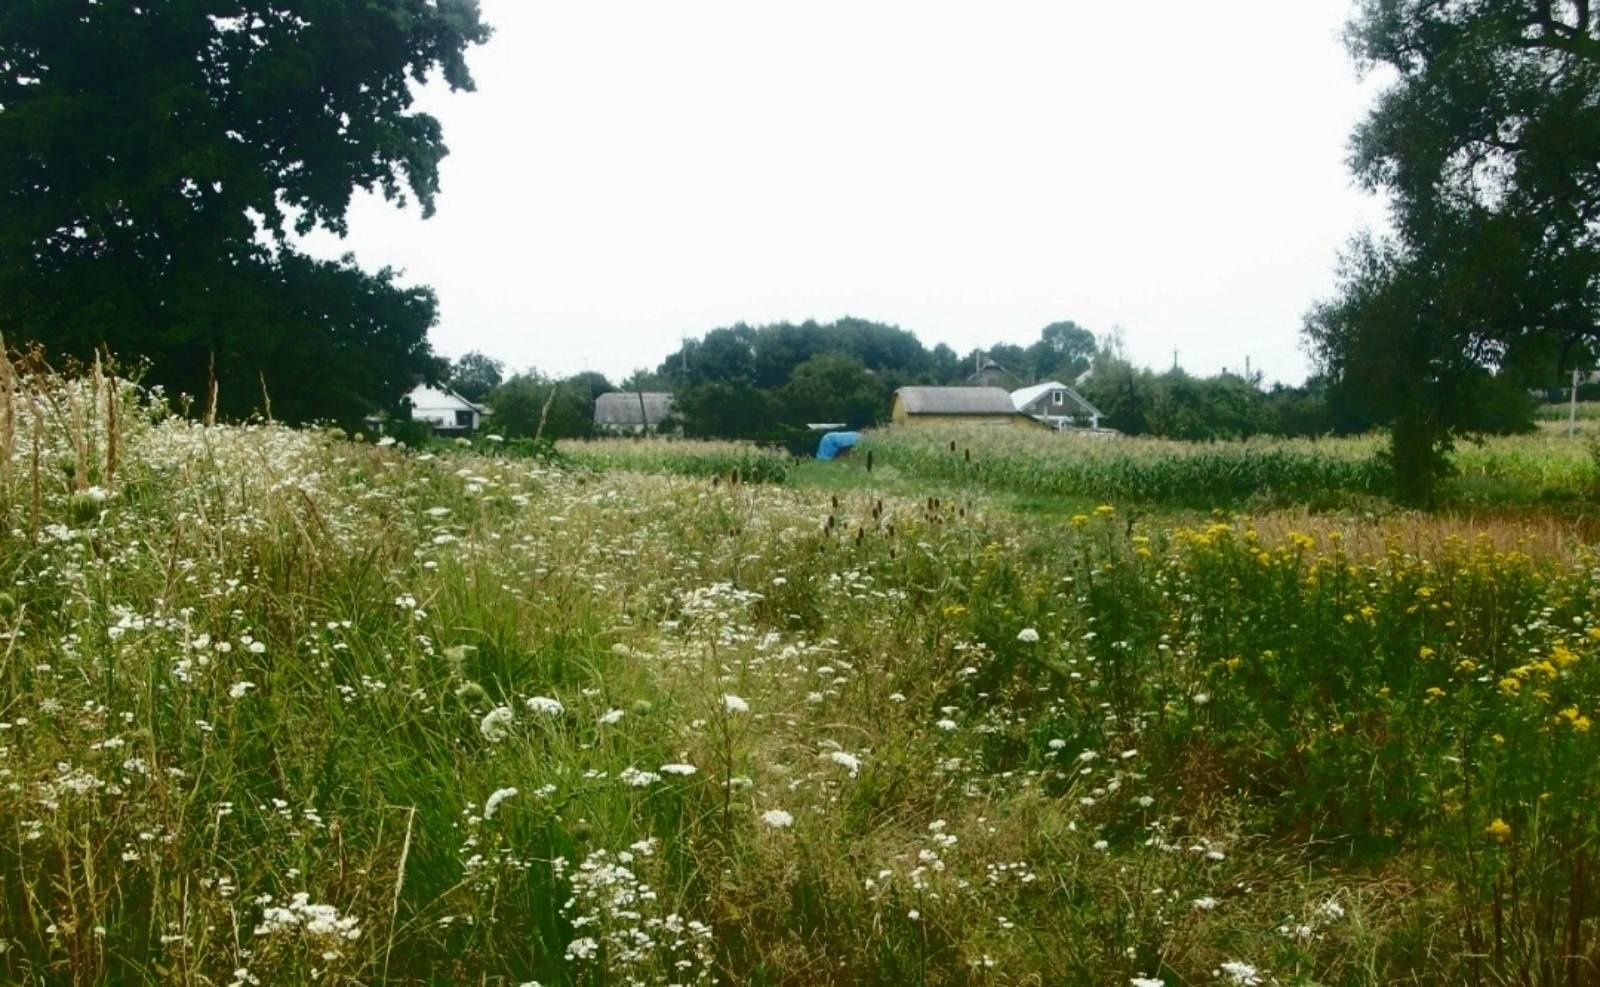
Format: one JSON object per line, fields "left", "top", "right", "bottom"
{"left": 1571, "top": 367, "right": 1581, "bottom": 438}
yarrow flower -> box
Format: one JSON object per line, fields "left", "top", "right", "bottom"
{"left": 723, "top": 694, "right": 750, "bottom": 714}
{"left": 1016, "top": 627, "right": 1040, "bottom": 643}
{"left": 828, "top": 751, "right": 862, "bottom": 776}
{"left": 761, "top": 809, "right": 794, "bottom": 829}
{"left": 597, "top": 708, "right": 625, "bottom": 726}
{"left": 1218, "top": 961, "right": 1262, "bottom": 985}
{"left": 659, "top": 763, "right": 697, "bottom": 776}
{"left": 483, "top": 787, "right": 518, "bottom": 819}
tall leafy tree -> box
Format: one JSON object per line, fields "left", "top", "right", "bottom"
{"left": 0, "top": 1, "right": 490, "bottom": 423}
{"left": 448, "top": 350, "right": 504, "bottom": 402}
{"left": 1307, "top": 0, "right": 1600, "bottom": 500}
{"left": 1027, "top": 320, "right": 1097, "bottom": 383}
{"left": 486, "top": 372, "right": 595, "bottom": 441}
{"left": 779, "top": 353, "right": 887, "bottom": 428}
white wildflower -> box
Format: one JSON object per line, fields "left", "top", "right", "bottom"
{"left": 565, "top": 936, "right": 598, "bottom": 960}
{"left": 660, "top": 763, "right": 697, "bottom": 776}
{"left": 597, "top": 708, "right": 624, "bottom": 726}
{"left": 619, "top": 766, "right": 660, "bottom": 787}
{"left": 828, "top": 751, "right": 862, "bottom": 776}
{"left": 479, "top": 706, "right": 514, "bottom": 743}
{"left": 483, "top": 787, "right": 518, "bottom": 820}
{"left": 1016, "top": 627, "right": 1040, "bottom": 643}
{"left": 1315, "top": 898, "right": 1346, "bottom": 922}
{"left": 525, "top": 696, "right": 564, "bottom": 716}
{"left": 761, "top": 809, "right": 794, "bottom": 829}
{"left": 1218, "top": 961, "right": 1262, "bottom": 985}
{"left": 722, "top": 694, "right": 750, "bottom": 714}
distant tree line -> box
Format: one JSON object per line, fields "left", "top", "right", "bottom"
{"left": 441, "top": 319, "right": 1098, "bottom": 444}
{"left": 1074, "top": 332, "right": 1537, "bottom": 442}
{"left": 445, "top": 315, "right": 1543, "bottom": 446}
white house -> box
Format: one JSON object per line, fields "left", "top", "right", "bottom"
{"left": 405, "top": 384, "right": 485, "bottom": 434}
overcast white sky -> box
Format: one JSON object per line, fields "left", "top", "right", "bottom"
{"left": 300, "top": 0, "right": 1392, "bottom": 386}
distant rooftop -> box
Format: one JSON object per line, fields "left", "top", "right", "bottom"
{"left": 895, "top": 386, "right": 1017, "bottom": 415}
{"left": 594, "top": 391, "right": 674, "bottom": 426}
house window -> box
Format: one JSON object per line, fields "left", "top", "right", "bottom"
{"left": 1052, "top": 391, "right": 1064, "bottom": 406}
{"left": 455, "top": 410, "right": 474, "bottom": 429}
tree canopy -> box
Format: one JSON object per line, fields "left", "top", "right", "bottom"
{"left": 1306, "top": 0, "right": 1598, "bottom": 499}
{"left": 0, "top": 1, "right": 490, "bottom": 424}
{"left": 447, "top": 350, "right": 504, "bottom": 402}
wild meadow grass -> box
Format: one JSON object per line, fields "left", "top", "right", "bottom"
{"left": 1535, "top": 402, "right": 1600, "bottom": 422}
{"left": 5, "top": 366, "right": 1600, "bottom": 983}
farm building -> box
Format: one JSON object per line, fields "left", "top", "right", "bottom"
{"left": 890, "top": 386, "right": 1034, "bottom": 426}
{"left": 1010, "top": 381, "right": 1105, "bottom": 430}
{"left": 403, "top": 384, "right": 486, "bottom": 435}
{"left": 966, "top": 358, "right": 1021, "bottom": 389}
{"left": 594, "top": 391, "right": 674, "bottom": 434}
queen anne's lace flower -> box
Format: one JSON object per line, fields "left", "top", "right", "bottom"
{"left": 525, "top": 696, "right": 564, "bottom": 716}
{"left": 479, "top": 706, "right": 514, "bottom": 742}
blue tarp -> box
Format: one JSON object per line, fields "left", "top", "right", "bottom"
{"left": 816, "top": 431, "right": 861, "bottom": 461}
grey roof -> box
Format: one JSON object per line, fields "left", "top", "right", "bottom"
{"left": 1011, "top": 381, "right": 1103, "bottom": 418}
{"left": 966, "top": 360, "right": 1021, "bottom": 387}
{"left": 895, "top": 386, "right": 1018, "bottom": 416}
{"left": 594, "top": 391, "right": 674, "bottom": 426}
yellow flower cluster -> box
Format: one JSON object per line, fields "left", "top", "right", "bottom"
{"left": 1558, "top": 706, "right": 1592, "bottom": 732}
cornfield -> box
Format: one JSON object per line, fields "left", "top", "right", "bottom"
{"left": 865, "top": 425, "right": 1597, "bottom": 507}
{"left": 559, "top": 437, "right": 792, "bottom": 485}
